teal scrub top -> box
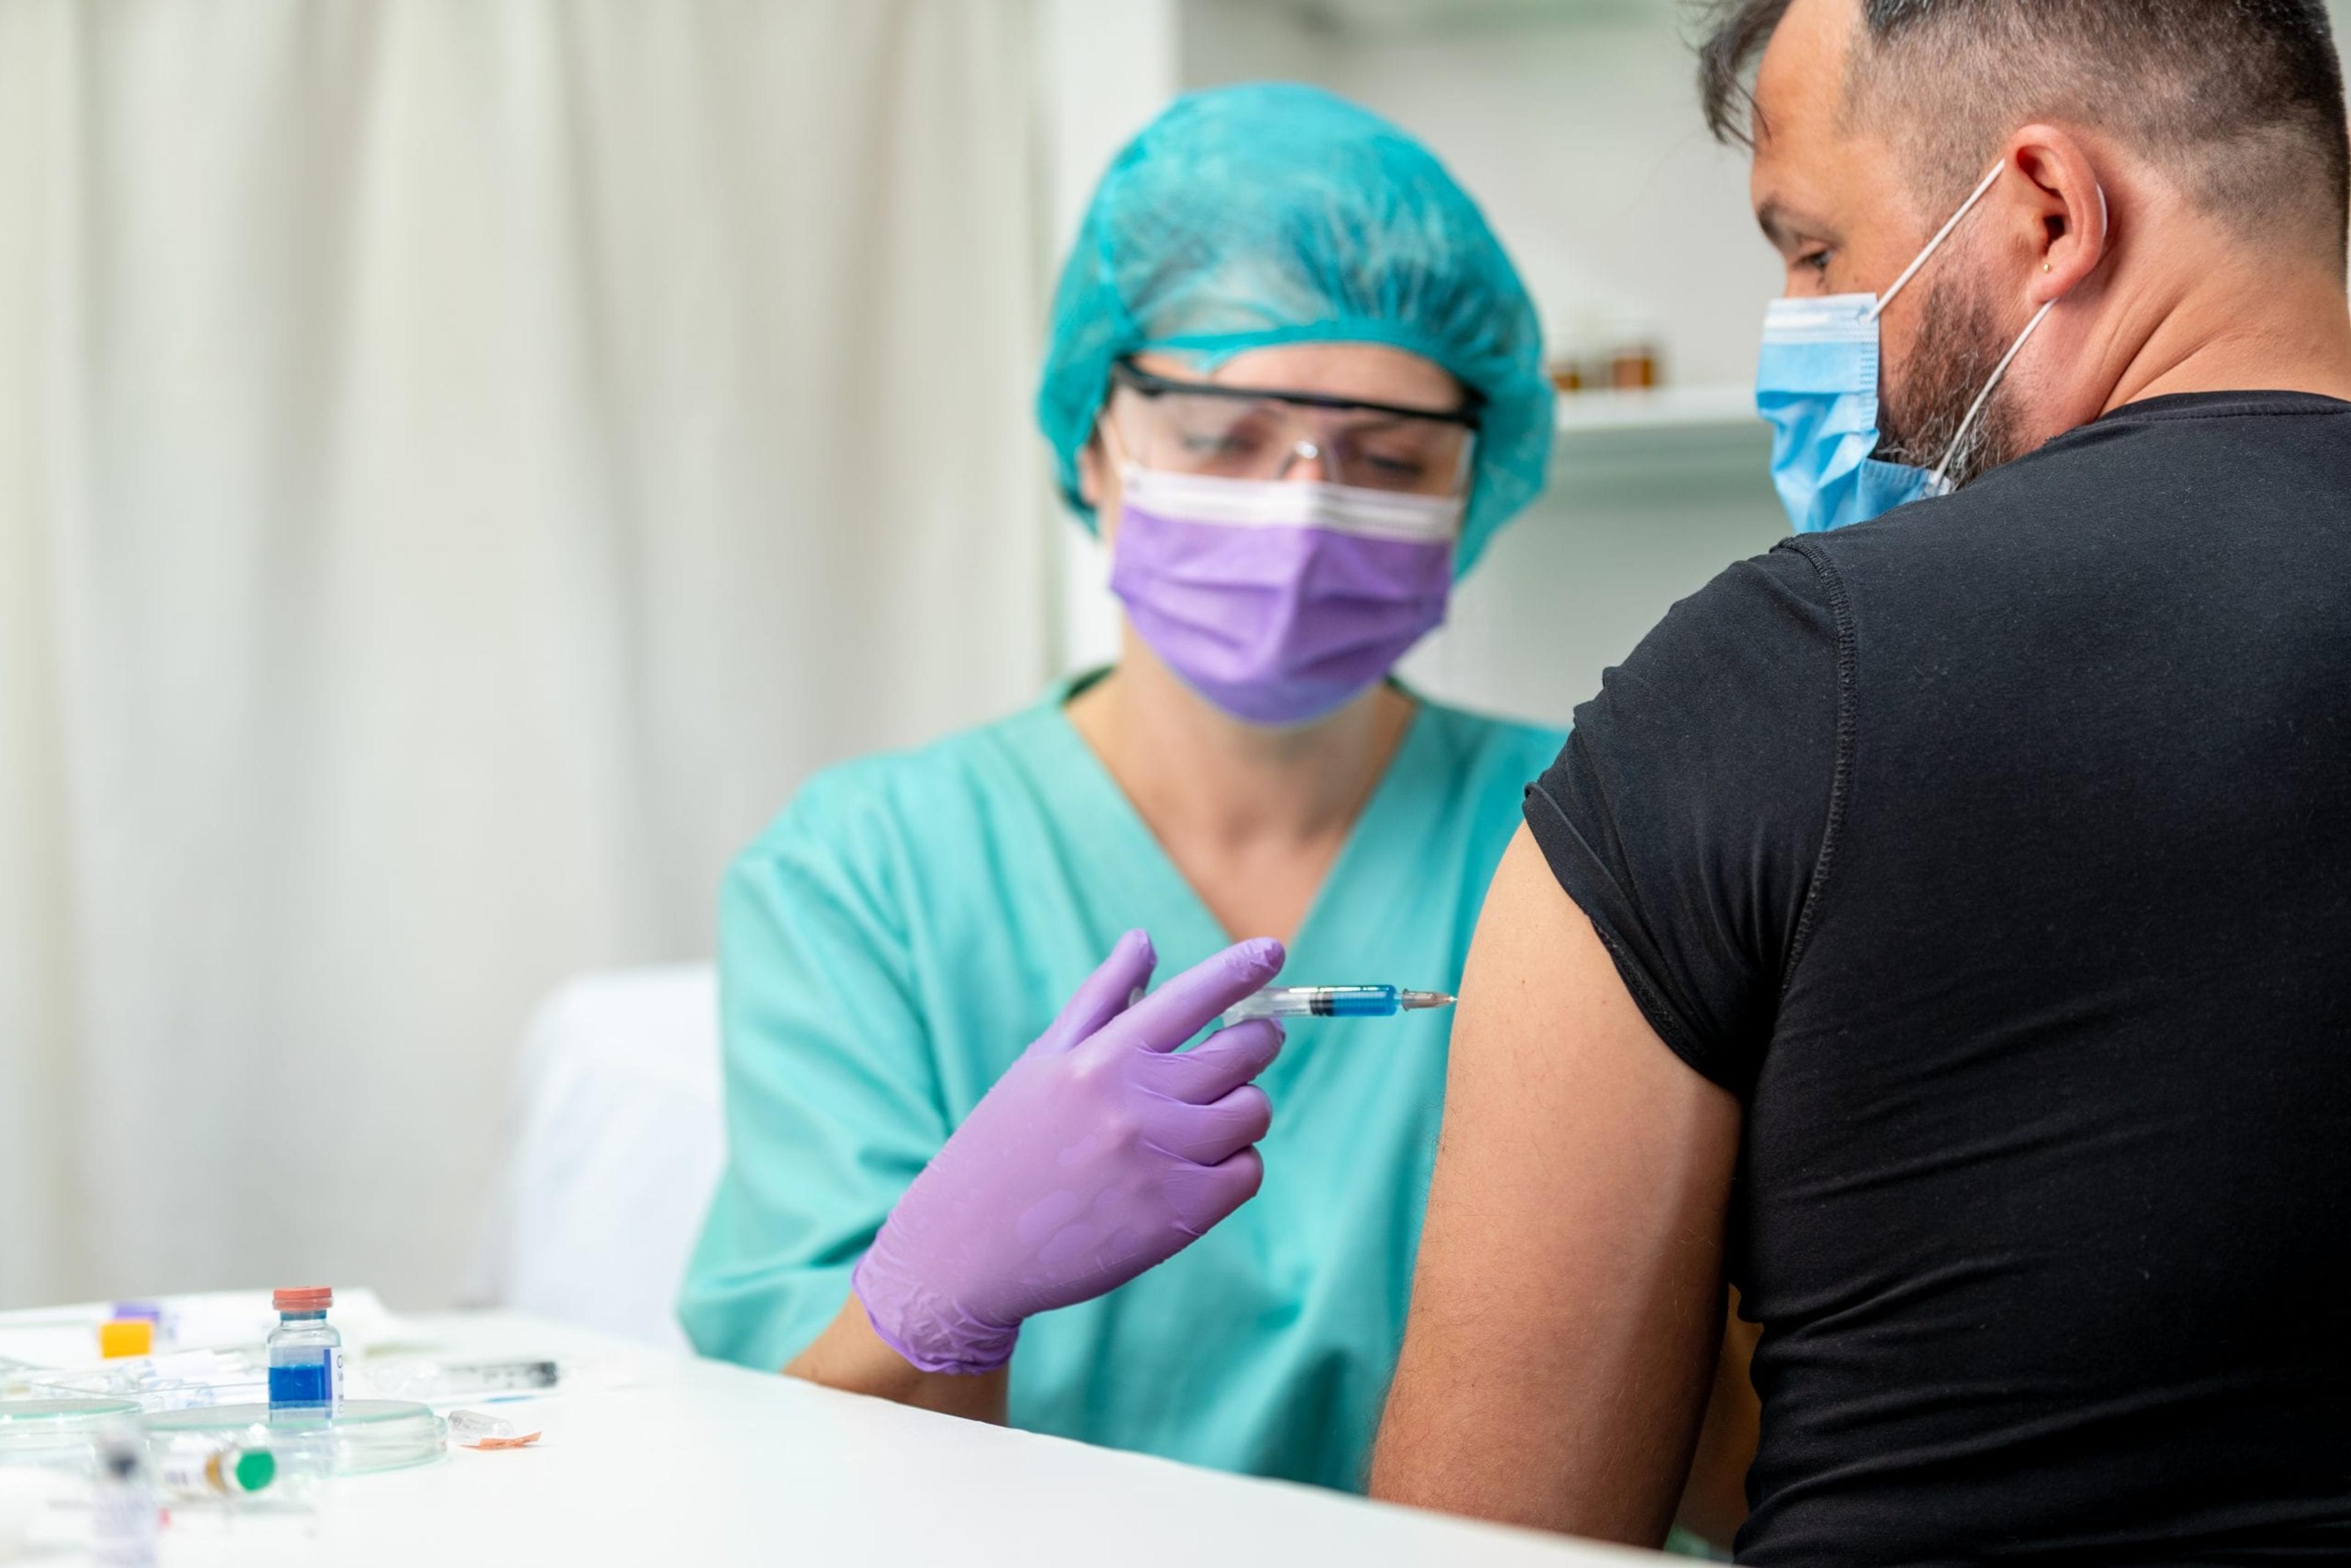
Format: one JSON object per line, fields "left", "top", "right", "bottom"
{"left": 680, "top": 680, "right": 1564, "bottom": 1491}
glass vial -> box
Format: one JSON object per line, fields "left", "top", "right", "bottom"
{"left": 266, "top": 1286, "right": 344, "bottom": 1413}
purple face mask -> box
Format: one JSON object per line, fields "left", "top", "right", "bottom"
{"left": 1109, "top": 465, "right": 1460, "bottom": 727}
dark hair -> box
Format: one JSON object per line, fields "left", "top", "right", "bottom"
{"left": 1697, "top": 0, "right": 2351, "bottom": 252}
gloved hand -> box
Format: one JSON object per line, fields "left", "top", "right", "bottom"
{"left": 852, "top": 930, "right": 1286, "bottom": 1374}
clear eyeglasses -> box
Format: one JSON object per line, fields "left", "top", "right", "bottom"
{"left": 1108, "top": 360, "right": 1479, "bottom": 497}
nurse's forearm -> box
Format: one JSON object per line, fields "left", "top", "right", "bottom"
{"left": 784, "top": 1292, "right": 1010, "bottom": 1423}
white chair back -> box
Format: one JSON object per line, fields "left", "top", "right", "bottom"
{"left": 471, "top": 966, "right": 724, "bottom": 1349}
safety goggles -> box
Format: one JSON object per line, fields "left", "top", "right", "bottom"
{"left": 1107, "top": 360, "right": 1480, "bottom": 498}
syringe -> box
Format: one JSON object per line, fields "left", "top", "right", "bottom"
{"left": 1220, "top": 985, "right": 1455, "bottom": 1026}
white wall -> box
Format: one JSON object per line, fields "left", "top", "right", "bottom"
{"left": 1182, "top": 0, "right": 1781, "bottom": 387}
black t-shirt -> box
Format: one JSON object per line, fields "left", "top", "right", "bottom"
{"left": 1526, "top": 392, "right": 2351, "bottom": 1564}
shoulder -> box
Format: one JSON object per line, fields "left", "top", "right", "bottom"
{"left": 731, "top": 704, "right": 1056, "bottom": 887}
{"left": 1609, "top": 544, "right": 1842, "bottom": 705}
{"left": 1526, "top": 547, "right": 1847, "bottom": 1086}
{"left": 1789, "top": 394, "right": 2293, "bottom": 577}
{"left": 1556, "top": 544, "right": 1841, "bottom": 825}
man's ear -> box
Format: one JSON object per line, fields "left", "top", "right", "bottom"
{"left": 2009, "top": 127, "right": 2110, "bottom": 307}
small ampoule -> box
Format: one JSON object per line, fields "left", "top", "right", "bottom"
{"left": 157, "top": 1439, "right": 276, "bottom": 1501}
{"left": 266, "top": 1286, "right": 344, "bottom": 1414}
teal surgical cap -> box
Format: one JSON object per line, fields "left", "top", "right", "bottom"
{"left": 1037, "top": 82, "right": 1553, "bottom": 576}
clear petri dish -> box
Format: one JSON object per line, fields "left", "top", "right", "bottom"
{"left": 144, "top": 1400, "right": 445, "bottom": 1478}
{"left": 0, "top": 1398, "right": 143, "bottom": 1473}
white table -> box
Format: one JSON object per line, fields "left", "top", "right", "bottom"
{"left": 111, "top": 1311, "right": 1663, "bottom": 1568}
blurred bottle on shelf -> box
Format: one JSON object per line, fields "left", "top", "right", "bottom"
{"left": 1545, "top": 312, "right": 1665, "bottom": 396}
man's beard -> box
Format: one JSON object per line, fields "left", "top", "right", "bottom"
{"left": 1874, "top": 272, "right": 2026, "bottom": 491}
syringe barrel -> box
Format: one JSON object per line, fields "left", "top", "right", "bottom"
{"left": 1221, "top": 986, "right": 1400, "bottom": 1024}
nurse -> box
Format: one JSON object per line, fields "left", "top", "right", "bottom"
{"left": 680, "top": 83, "right": 1558, "bottom": 1491}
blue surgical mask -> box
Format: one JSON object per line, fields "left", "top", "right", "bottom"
{"left": 1757, "top": 162, "right": 2080, "bottom": 534}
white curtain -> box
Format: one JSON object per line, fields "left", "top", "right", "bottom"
{"left": 0, "top": 0, "right": 1051, "bottom": 1311}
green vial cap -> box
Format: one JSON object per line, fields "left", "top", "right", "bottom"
{"left": 231, "top": 1449, "right": 277, "bottom": 1492}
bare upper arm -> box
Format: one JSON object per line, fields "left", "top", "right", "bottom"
{"left": 1369, "top": 825, "right": 1744, "bottom": 1545}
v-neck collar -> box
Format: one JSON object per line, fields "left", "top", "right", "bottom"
{"left": 1013, "top": 672, "right": 1441, "bottom": 961}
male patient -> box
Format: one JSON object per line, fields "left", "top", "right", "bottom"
{"left": 1370, "top": 0, "right": 2351, "bottom": 1560}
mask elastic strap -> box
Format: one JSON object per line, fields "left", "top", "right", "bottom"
{"left": 1867, "top": 160, "right": 2006, "bottom": 324}
{"left": 1927, "top": 179, "right": 2111, "bottom": 489}
{"left": 1927, "top": 299, "right": 2055, "bottom": 489}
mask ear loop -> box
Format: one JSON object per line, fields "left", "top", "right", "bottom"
{"left": 1866, "top": 160, "right": 2007, "bottom": 324}
{"left": 1927, "top": 180, "right": 2110, "bottom": 491}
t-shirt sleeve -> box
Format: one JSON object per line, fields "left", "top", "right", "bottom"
{"left": 677, "top": 778, "right": 949, "bottom": 1371}
{"left": 1524, "top": 542, "right": 1845, "bottom": 1097}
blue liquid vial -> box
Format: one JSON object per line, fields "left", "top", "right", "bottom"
{"left": 266, "top": 1285, "right": 344, "bottom": 1413}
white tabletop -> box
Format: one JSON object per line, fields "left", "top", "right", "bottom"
{"left": 64, "top": 1310, "right": 1663, "bottom": 1568}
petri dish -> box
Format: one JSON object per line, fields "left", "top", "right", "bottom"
{"left": 0, "top": 1398, "right": 142, "bottom": 1473}
{"left": 144, "top": 1400, "right": 445, "bottom": 1478}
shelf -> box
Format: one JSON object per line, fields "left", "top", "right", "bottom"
{"left": 1554, "top": 384, "right": 1758, "bottom": 436}
{"left": 1547, "top": 384, "right": 1770, "bottom": 494}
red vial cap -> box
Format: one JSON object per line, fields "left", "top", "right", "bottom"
{"left": 273, "top": 1286, "right": 333, "bottom": 1311}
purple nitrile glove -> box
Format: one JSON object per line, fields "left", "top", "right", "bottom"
{"left": 851, "top": 930, "right": 1286, "bottom": 1375}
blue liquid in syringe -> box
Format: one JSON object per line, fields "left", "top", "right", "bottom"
{"left": 1307, "top": 986, "right": 1400, "bottom": 1016}
{"left": 1221, "top": 984, "right": 1455, "bottom": 1027}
